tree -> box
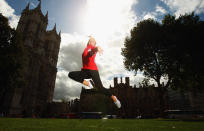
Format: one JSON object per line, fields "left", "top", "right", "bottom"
{"left": 122, "top": 19, "right": 168, "bottom": 88}
{"left": 122, "top": 12, "right": 204, "bottom": 90}
{"left": 162, "top": 13, "right": 204, "bottom": 91}
{"left": 121, "top": 13, "right": 204, "bottom": 115}
{"left": 0, "top": 13, "right": 26, "bottom": 112}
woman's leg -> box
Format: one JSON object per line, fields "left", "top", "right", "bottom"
{"left": 89, "top": 70, "right": 121, "bottom": 108}
{"left": 89, "top": 70, "right": 112, "bottom": 97}
{"left": 69, "top": 70, "right": 121, "bottom": 108}
{"left": 68, "top": 70, "right": 91, "bottom": 87}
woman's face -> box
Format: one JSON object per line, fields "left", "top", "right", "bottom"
{"left": 89, "top": 38, "right": 96, "bottom": 46}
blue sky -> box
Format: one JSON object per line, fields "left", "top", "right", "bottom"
{"left": 4, "top": 0, "right": 204, "bottom": 33}
{"left": 5, "top": 0, "right": 87, "bottom": 33}
{"left": 1, "top": 0, "right": 204, "bottom": 101}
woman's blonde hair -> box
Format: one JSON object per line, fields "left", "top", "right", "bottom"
{"left": 87, "top": 36, "right": 96, "bottom": 46}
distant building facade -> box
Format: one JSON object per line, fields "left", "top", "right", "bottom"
{"left": 79, "top": 77, "right": 169, "bottom": 118}
{"left": 110, "top": 77, "right": 169, "bottom": 118}
{"left": 79, "top": 77, "right": 204, "bottom": 118}
{"left": 168, "top": 88, "right": 204, "bottom": 111}
{"left": 1, "top": 1, "right": 61, "bottom": 117}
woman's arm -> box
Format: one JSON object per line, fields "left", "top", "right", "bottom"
{"left": 96, "top": 46, "right": 103, "bottom": 55}
{"left": 87, "top": 46, "right": 103, "bottom": 57}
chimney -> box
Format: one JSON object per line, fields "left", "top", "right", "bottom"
{"left": 125, "top": 77, "right": 130, "bottom": 86}
{"left": 114, "top": 77, "right": 118, "bottom": 87}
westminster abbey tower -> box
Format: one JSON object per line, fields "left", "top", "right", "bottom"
{"left": 5, "top": 1, "right": 61, "bottom": 116}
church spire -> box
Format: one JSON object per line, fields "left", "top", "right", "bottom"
{"left": 35, "top": 0, "right": 41, "bottom": 10}
{"left": 25, "top": 2, "right": 30, "bottom": 10}
{"left": 45, "top": 11, "right": 48, "bottom": 19}
{"left": 53, "top": 23, "right": 56, "bottom": 32}
{"left": 59, "top": 30, "right": 61, "bottom": 36}
{"left": 22, "top": 2, "right": 30, "bottom": 13}
{"left": 45, "top": 11, "right": 48, "bottom": 17}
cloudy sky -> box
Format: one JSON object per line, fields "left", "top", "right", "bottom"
{"left": 1, "top": 0, "right": 204, "bottom": 101}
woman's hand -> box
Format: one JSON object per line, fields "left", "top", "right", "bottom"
{"left": 96, "top": 46, "right": 103, "bottom": 55}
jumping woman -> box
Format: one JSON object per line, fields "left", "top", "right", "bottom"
{"left": 68, "top": 37, "right": 121, "bottom": 108}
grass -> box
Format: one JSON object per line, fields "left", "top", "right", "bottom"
{"left": 0, "top": 118, "right": 204, "bottom": 131}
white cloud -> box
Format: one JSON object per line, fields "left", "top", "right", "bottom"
{"left": 0, "top": 0, "right": 20, "bottom": 28}
{"left": 81, "top": 0, "right": 138, "bottom": 46}
{"left": 156, "top": 4, "right": 166, "bottom": 14}
{"left": 161, "top": 0, "right": 204, "bottom": 17}
{"left": 142, "top": 4, "right": 167, "bottom": 20}
{"left": 54, "top": 69, "right": 82, "bottom": 101}
{"left": 143, "top": 12, "right": 157, "bottom": 20}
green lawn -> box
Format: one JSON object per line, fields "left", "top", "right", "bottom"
{"left": 0, "top": 118, "right": 204, "bottom": 131}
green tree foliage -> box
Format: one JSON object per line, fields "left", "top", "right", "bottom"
{"left": 0, "top": 13, "right": 26, "bottom": 105}
{"left": 162, "top": 13, "right": 204, "bottom": 90}
{"left": 122, "top": 12, "right": 204, "bottom": 91}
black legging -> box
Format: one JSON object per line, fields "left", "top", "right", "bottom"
{"left": 68, "top": 69, "right": 112, "bottom": 97}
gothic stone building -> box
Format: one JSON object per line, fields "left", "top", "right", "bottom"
{"left": 2, "top": 2, "right": 61, "bottom": 117}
